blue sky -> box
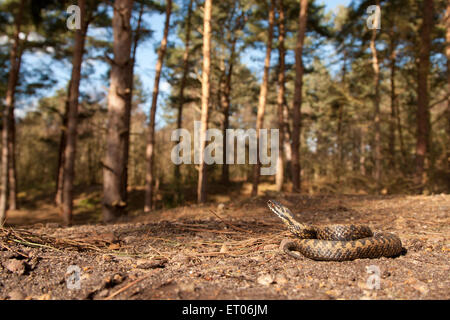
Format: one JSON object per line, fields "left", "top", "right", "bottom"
{"left": 20, "top": 0, "right": 351, "bottom": 117}
{"left": 134, "top": 0, "right": 351, "bottom": 100}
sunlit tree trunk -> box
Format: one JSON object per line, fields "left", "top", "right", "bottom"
{"left": 61, "top": 0, "right": 88, "bottom": 226}
{"left": 102, "top": 0, "right": 134, "bottom": 222}
{"left": 291, "top": 0, "right": 308, "bottom": 193}
{"left": 414, "top": 0, "right": 433, "bottom": 189}
{"left": 174, "top": 0, "right": 193, "bottom": 200}
{"left": 197, "top": 0, "right": 212, "bottom": 203}
{"left": 145, "top": 0, "right": 172, "bottom": 212}
{"left": 283, "top": 101, "right": 292, "bottom": 180}
{"left": 0, "top": 0, "right": 25, "bottom": 224}
{"left": 251, "top": 0, "right": 275, "bottom": 197}
{"left": 275, "top": 0, "right": 286, "bottom": 192}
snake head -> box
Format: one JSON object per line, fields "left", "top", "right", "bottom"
{"left": 267, "top": 200, "right": 293, "bottom": 222}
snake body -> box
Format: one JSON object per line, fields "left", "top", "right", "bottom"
{"left": 268, "top": 200, "right": 403, "bottom": 261}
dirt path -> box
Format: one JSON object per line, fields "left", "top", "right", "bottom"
{"left": 1, "top": 194, "right": 449, "bottom": 300}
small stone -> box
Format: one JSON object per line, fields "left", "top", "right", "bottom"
{"left": 179, "top": 282, "right": 196, "bottom": 293}
{"left": 122, "top": 236, "right": 136, "bottom": 244}
{"left": 97, "top": 289, "right": 110, "bottom": 298}
{"left": 102, "top": 232, "right": 117, "bottom": 243}
{"left": 171, "top": 253, "right": 190, "bottom": 264}
{"left": 217, "top": 203, "right": 225, "bottom": 211}
{"left": 257, "top": 274, "right": 274, "bottom": 286}
{"left": 8, "top": 290, "right": 26, "bottom": 300}
{"left": 4, "top": 259, "right": 26, "bottom": 275}
{"left": 285, "top": 268, "right": 299, "bottom": 277}
{"left": 274, "top": 274, "right": 288, "bottom": 285}
{"left": 412, "top": 282, "right": 429, "bottom": 295}
{"left": 136, "top": 258, "right": 167, "bottom": 269}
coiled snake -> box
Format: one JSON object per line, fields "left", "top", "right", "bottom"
{"left": 268, "top": 200, "right": 403, "bottom": 261}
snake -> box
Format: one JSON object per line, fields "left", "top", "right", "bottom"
{"left": 267, "top": 200, "right": 403, "bottom": 261}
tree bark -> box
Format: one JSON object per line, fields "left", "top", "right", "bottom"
{"left": 0, "top": 0, "right": 25, "bottom": 224}
{"left": 336, "top": 50, "right": 347, "bottom": 183}
{"left": 445, "top": 1, "right": 450, "bottom": 190}
{"left": 370, "top": 0, "right": 381, "bottom": 189}
{"left": 389, "top": 28, "right": 397, "bottom": 169}
{"left": 123, "top": 2, "right": 145, "bottom": 203}
{"left": 414, "top": 0, "right": 433, "bottom": 189}
{"left": 290, "top": 0, "right": 308, "bottom": 193}
{"left": 359, "top": 126, "right": 366, "bottom": 176}
{"left": 251, "top": 0, "right": 275, "bottom": 197}
{"left": 144, "top": 0, "right": 172, "bottom": 212}
{"left": 221, "top": 11, "right": 244, "bottom": 185}
{"left": 6, "top": 19, "right": 28, "bottom": 213}
{"left": 174, "top": 0, "right": 193, "bottom": 199}
{"left": 102, "top": 0, "right": 134, "bottom": 222}
{"left": 61, "top": 0, "right": 88, "bottom": 226}
{"left": 8, "top": 110, "right": 18, "bottom": 210}
{"left": 275, "top": 0, "right": 286, "bottom": 192}
{"left": 55, "top": 90, "right": 70, "bottom": 207}
{"left": 283, "top": 98, "right": 292, "bottom": 179}
{"left": 197, "top": 0, "right": 212, "bottom": 203}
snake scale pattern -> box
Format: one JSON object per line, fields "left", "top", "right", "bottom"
{"left": 268, "top": 200, "right": 403, "bottom": 261}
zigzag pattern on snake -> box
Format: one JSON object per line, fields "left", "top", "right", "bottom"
{"left": 268, "top": 200, "right": 403, "bottom": 261}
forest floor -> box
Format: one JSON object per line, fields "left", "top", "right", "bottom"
{"left": 0, "top": 185, "right": 449, "bottom": 300}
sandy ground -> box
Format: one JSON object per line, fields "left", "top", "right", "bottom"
{"left": 0, "top": 193, "right": 449, "bottom": 300}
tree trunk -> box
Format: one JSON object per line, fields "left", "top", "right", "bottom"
{"left": 370, "top": 0, "right": 381, "bottom": 189}
{"left": 6, "top": 21, "right": 28, "bottom": 213}
{"left": 123, "top": 2, "right": 145, "bottom": 204}
{"left": 61, "top": 0, "right": 88, "bottom": 226}
{"left": 0, "top": 0, "right": 25, "bottom": 224}
{"left": 251, "top": 0, "right": 275, "bottom": 197}
{"left": 55, "top": 92, "right": 70, "bottom": 207}
{"left": 336, "top": 50, "right": 347, "bottom": 183}
{"left": 283, "top": 99, "right": 292, "bottom": 180}
{"left": 275, "top": 0, "right": 286, "bottom": 192}
{"left": 174, "top": 0, "right": 193, "bottom": 200}
{"left": 389, "top": 29, "right": 397, "bottom": 169}
{"left": 414, "top": 0, "right": 433, "bottom": 189}
{"left": 197, "top": 0, "right": 212, "bottom": 203}
{"left": 144, "top": 0, "right": 172, "bottom": 213}
{"left": 102, "top": 0, "right": 134, "bottom": 222}
{"left": 360, "top": 126, "right": 366, "bottom": 176}
{"left": 221, "top": 71, "right": 230, "bottom": 185}
{"left": 395, "top": 98, "right": 407, "bottom": 167}
{"left": 336, "top": 102, "right": 343, "bottom": 182}
{"left": 290, "top": 0, "right": 308, "bottom": 193}
{"left": 445, "top": 1, "right": 450, "bottom": 190}
{"left": 8, "top": 112, "right": 18, "bottom": 210}
{"left": 221, "top": 13, "right": 243, "bottom": 186}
